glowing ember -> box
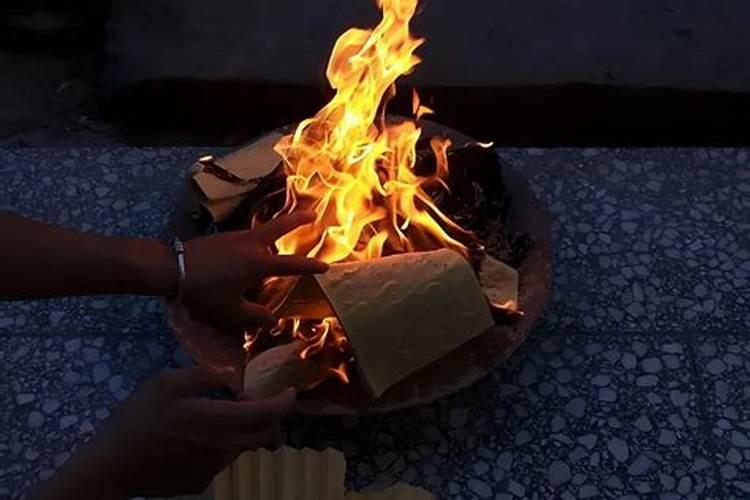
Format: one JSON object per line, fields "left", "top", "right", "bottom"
{"left": 250, "top": 0, "right": 477, "bottom": 383}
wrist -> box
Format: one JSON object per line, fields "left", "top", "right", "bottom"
{"left": 121, "top": 239, "right": 178, "bottom": 298}
{"left": 30, "top": 456, "right": 127, "bottom": 500}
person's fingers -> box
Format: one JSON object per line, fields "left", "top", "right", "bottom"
{"left": 189, "top": 387, "right": 297, "bottom": 429}
{"left": 237, "top": 300, "right": 276, "bottom": 329}
{"left": 254, "top": 254, "right": 329, "bottom": 277}
{"left": 188, "top": 298, "right": 276, "bottom": 331}
{"left": 209, "top": 299, "right": 276, "bottom": 330}
{"left": 250, "top": 211, "right": 316, "bottom": 245}
{"left": 159, "top": 365, "right": 234, "bottom": 397}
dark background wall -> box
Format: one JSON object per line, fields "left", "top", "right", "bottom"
{"left": 109, "top": 0, "right": 750, "bottom": 90}
{"left": 0, "top": 1, "right": 112, "bottom": 145}
{"left": 2, "top": 0, "right": 750, "bottom": 146}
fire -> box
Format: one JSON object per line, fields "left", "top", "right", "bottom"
{"left": 272, "top": 0, "right": 467, "bottom": 263}
{"left": 251, "top": 0, "right": 476, "bottom": 383}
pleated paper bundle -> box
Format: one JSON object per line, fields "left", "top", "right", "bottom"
{"left": 212, "top": 447, "right": 434, "bottom": 500}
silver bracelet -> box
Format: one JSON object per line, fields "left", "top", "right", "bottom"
{"left": 171, "top": 237, "right": 186, "bottom": 303}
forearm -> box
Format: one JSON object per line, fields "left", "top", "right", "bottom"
{"left": 29, "top": 464, "right": 126, "bottom": 500}
{"left": 0, "top": 212, "right": 176, "bottom": 300}
{"left": 28, "top": 434, "right": 127, "bottom": 500}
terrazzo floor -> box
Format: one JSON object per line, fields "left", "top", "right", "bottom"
{"left": 0, "top": 147, "right": 748, "bottom": 499}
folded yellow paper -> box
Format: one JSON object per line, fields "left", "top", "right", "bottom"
{"left": 281, "top": 249, "right": 494, "bottom": 398}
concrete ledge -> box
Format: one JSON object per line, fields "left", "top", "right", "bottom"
{"left": 106, "top": 80, "right": 750, "bottom": 146}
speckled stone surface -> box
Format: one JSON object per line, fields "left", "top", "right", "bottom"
{"left": 1, "top": 148, "right": 748, "bottom": 499}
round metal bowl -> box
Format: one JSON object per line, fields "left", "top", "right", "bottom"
{"left": 164, "top": 120, "right": 552, "bottom": 415}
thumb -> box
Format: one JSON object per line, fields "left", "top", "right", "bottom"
{"left": 239, "top": 386, "right": 297, "bottom": 407}
{"left": 223, "top": 300, "right": 276, "bottom": 330}
{"left": 232, "top": 387, "right": 298, "bottom": 423}
{"left": 161, "top": 365, "right": 236, "bottom": 397}
{"left": 262, "top": 387, "right": 297, "bottom": 413}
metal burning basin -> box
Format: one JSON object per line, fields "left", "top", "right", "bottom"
{"left": 165, "top": 120, "right": 552, "bottom": 415}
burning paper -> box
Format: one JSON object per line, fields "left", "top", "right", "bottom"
{"left": 313, "top": 249, "right": 493, "bottom": 397}
{"left": 242, "top": 340, "right": 333, "bottom": 399}
{"left": 213, "top": 447, "right": 434, "bottom": 500}
{"left": 256, "top": 249, "right": 494, "bottom": 398}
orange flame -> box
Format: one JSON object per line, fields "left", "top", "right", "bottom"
{"left": 272, "top": 0, "right": 466, "bottom": 264}
{"left": 253, "top": 0, "right": 475, "bottom": 383}
{"left": 412, "top": 88, "right": 434, "bottom": 120}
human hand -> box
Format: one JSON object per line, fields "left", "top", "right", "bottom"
{"left": 181, "top": 211, "right": 327, "bottom": 330}
{"left": 30, "top": 366, "right": 295, "bottom": 500}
